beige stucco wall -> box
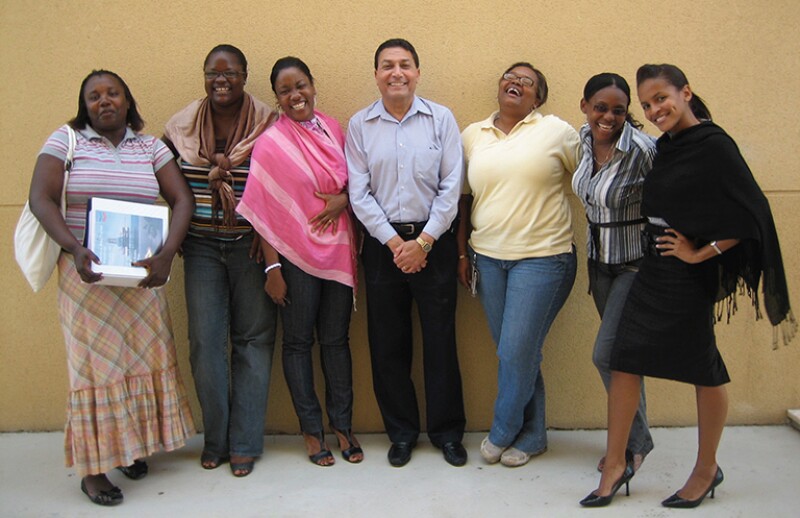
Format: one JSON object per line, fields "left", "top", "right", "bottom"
{"left": 1, "top": 0, "right": 798, "bottom": 433}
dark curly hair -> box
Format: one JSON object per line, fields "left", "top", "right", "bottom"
{"left": 503, "top": 62, "right": 548, "bottom": 107}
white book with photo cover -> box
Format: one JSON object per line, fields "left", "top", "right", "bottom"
{"left": 85, "top": 197, "right": 169, "bottom": 287}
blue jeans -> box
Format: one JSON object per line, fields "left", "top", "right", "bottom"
{"left": 183, "top": 233, "right": 276, "bottom": 458}
{"left": 279, "top": 258, "right": 354, "bottom": 434}
{"left": 588, "top": 259, "right": 654, "bottom": 457}
{"left": 475, "top": 248, "right": 576, "bottom": 453}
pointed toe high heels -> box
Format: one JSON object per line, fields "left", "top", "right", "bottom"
{"left": 580, "top": 451, "right": 635, "bottom": 507}
{"left": 662, "top": 467, "right": 724, "bottom": 509}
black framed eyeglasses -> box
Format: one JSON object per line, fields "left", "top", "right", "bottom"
{"left": 204, "top": 70, "right": 244, "bottom": 80}
{"left": 502, "top": 72, "right": 534, "bottom": 88}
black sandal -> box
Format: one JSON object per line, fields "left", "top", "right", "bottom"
{"left": 304, "top": 432, "right": 335, "bottom": 467}
{"left": 81, "top": 477, "right": 123, "bottom": 506}
{"left": 333, "top": 428, "right": 364, "bottom": 463}
{"left": 200, "top": 451, "right": 229, "bottom": 470}
{"left": 116, "top": 459, "right": 148, "bottom": 480}
{"left": 230, "top": 457, "right": 255, "bottom": 477}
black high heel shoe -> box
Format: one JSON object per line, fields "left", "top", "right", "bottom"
{"left": 332, "top": 427, "right": 364, "bottom": 463}
{"left": 662, "top": 467, "right": 724, "bottom": 509}
{"left": 580, "top": 451, "right": 635, "bottom": 507}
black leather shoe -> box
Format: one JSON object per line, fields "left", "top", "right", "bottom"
{"left": 388, "top": 442, "right": 415, "bottom": 467}
{"left": 441, "top": 441, "right": 467, "bottom": 467}
{"left": 116, "top": 459, "right": 148, "bottom": 480}
{"left": 662, "top": 467, "right": 724, "bottom": 509}
{"left": 580, "top": 450, "right": 635, "bottom": 507}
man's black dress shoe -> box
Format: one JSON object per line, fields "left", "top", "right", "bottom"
{"left": 441, "top": 441, "right": 468, "bottom": 467}
{"left": 388, "top": 442, "right": 415, "bottom": 467}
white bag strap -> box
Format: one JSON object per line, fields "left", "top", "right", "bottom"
{"left": 60, "top": 125, "right": 76, "bottom": 215}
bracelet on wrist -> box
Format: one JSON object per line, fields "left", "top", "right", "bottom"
{"left": 264, "top": 263, "right": 282, "bottom": 275}
{"left": 709, "top": 241, "right": 723, "bottom": 255}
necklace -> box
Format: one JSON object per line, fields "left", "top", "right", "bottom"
{"left": 592, "top": 142, "right": 616, "bottom": 169}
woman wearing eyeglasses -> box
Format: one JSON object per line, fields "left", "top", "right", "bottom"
{"left": 572, "top": 73, "right": 656, "bottom": 474}
{"left": 457, "top": 62, "right": 580, "bottom": 467}
{"left": 164, "top": 44, "right": 277, "bottom": 477}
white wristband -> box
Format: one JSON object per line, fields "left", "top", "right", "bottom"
{"left": 709, "top": 241, "right": 723, "bottom": 255}
{"left": 264, "top": 263, "right": 282, "bottom": 275}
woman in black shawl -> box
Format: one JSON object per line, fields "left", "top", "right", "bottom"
{"left": 580, "top": 64, "right": 795, "bottom": 509}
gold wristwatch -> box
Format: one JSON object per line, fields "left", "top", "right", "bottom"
{"left": 415, "top": 236, "right": 433, "bottom": 253}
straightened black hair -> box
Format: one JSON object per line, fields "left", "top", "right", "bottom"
{"left": 636, "top": 64, "right": 712, "bottom": 120}
{"left": 583, "top": 72, "right": 643, "bottom": 129}
{"left": 69, "top": 70, "right": 144, "bottom": 131}
{"left": 270, "top": 56, "right": 314, "bottom": 93}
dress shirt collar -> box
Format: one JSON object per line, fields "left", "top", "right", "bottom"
{"left": 579, "top": 121, "right": 634, "bottom": 154}
{"left": 365, "top": 96, "right": 432, "bottom": 124}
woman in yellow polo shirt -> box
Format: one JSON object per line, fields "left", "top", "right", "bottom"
{"left": 458, "top": 62, "right": 580, "bottom": 467}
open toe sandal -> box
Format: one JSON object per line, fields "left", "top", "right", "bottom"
{"left": 305, "top": 432, "right": 335, "bottom": 467}
{"left": 230, "top": 457, "right": 255, "bottom": 477}
{"left": 333, "top": 428, "right": 364, "bottom": 463}
{"left": 200, "top": 451, "right": 229, "bottom": 470}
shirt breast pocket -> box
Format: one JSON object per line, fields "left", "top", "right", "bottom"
{"left": 413, "top": 147, "right": 442, "bottom": 188}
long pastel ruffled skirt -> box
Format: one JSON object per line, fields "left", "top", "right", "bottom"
{"left": 56, "top": 254, "right": 195, "bottom": 476}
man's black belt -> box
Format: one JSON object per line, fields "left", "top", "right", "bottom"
{"left": 391, "top": 221, "right": 427, "bottom": 236}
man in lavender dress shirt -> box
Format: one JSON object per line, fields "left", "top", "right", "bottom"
{"left": 346, "top": 38, "right": 467, "bottom": 468}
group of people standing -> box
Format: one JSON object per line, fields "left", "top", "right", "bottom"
{"left": 26, "top": 37, "right": 793, "bottom": 509}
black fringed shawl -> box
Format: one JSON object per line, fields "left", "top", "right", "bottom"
{"left": 642, "top": 122, "right": 795, "bottom": 347}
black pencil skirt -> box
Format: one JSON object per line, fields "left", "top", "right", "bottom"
{"left": 610, "top": 248, "right": 730, "bottom": 387}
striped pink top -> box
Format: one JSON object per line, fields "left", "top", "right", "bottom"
{"left": 40, "top": 125, "right": 174, "bottom": 243}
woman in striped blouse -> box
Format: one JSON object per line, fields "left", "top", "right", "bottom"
{"left": 164, "top": 44, "right": 277, "bottom": 478}
{"left": 571, "top": 73, "right": 656, "bottom": 474}
{"left": 29, "top": 70, "right": 195, "bottom": 505}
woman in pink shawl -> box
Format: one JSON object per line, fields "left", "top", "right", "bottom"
{"left": 238, "top": 56, "right": 360, "bottom": 466}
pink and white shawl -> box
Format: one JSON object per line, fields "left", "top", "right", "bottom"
{"left": 237, "top": 111, "right": 357, "bottom": 288}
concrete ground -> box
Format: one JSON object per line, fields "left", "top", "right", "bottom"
{"left": 1, "top": 426, "right": 798, "bottom": 517}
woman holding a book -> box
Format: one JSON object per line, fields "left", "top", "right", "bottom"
{"left": 27, "top": 69, "right": 195, "bottom": 506}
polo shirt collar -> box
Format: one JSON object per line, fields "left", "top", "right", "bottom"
{"left": 480, "top": 109, "right": 543, "bottom": 131}
{"left": 80, "top": 125, "right": 138, "bottom": 143}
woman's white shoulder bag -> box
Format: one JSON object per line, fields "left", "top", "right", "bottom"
{"left": 14, "top": 125, "right": 76, "bottom": 292}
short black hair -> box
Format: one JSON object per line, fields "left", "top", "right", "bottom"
{"left": 503, "top": 62, "right": 548, "bottom": 107}
{"left": 270, "top": 56, "right": 314, "bottom": 93}
{"left": 374, "top": 38, "right": 419, "bottom": 70}
{"left": 68, "top": 70, "right": 144, "bottom": 131}
{"left": 204, "top": 44, "right": 248, "bottom": 73}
